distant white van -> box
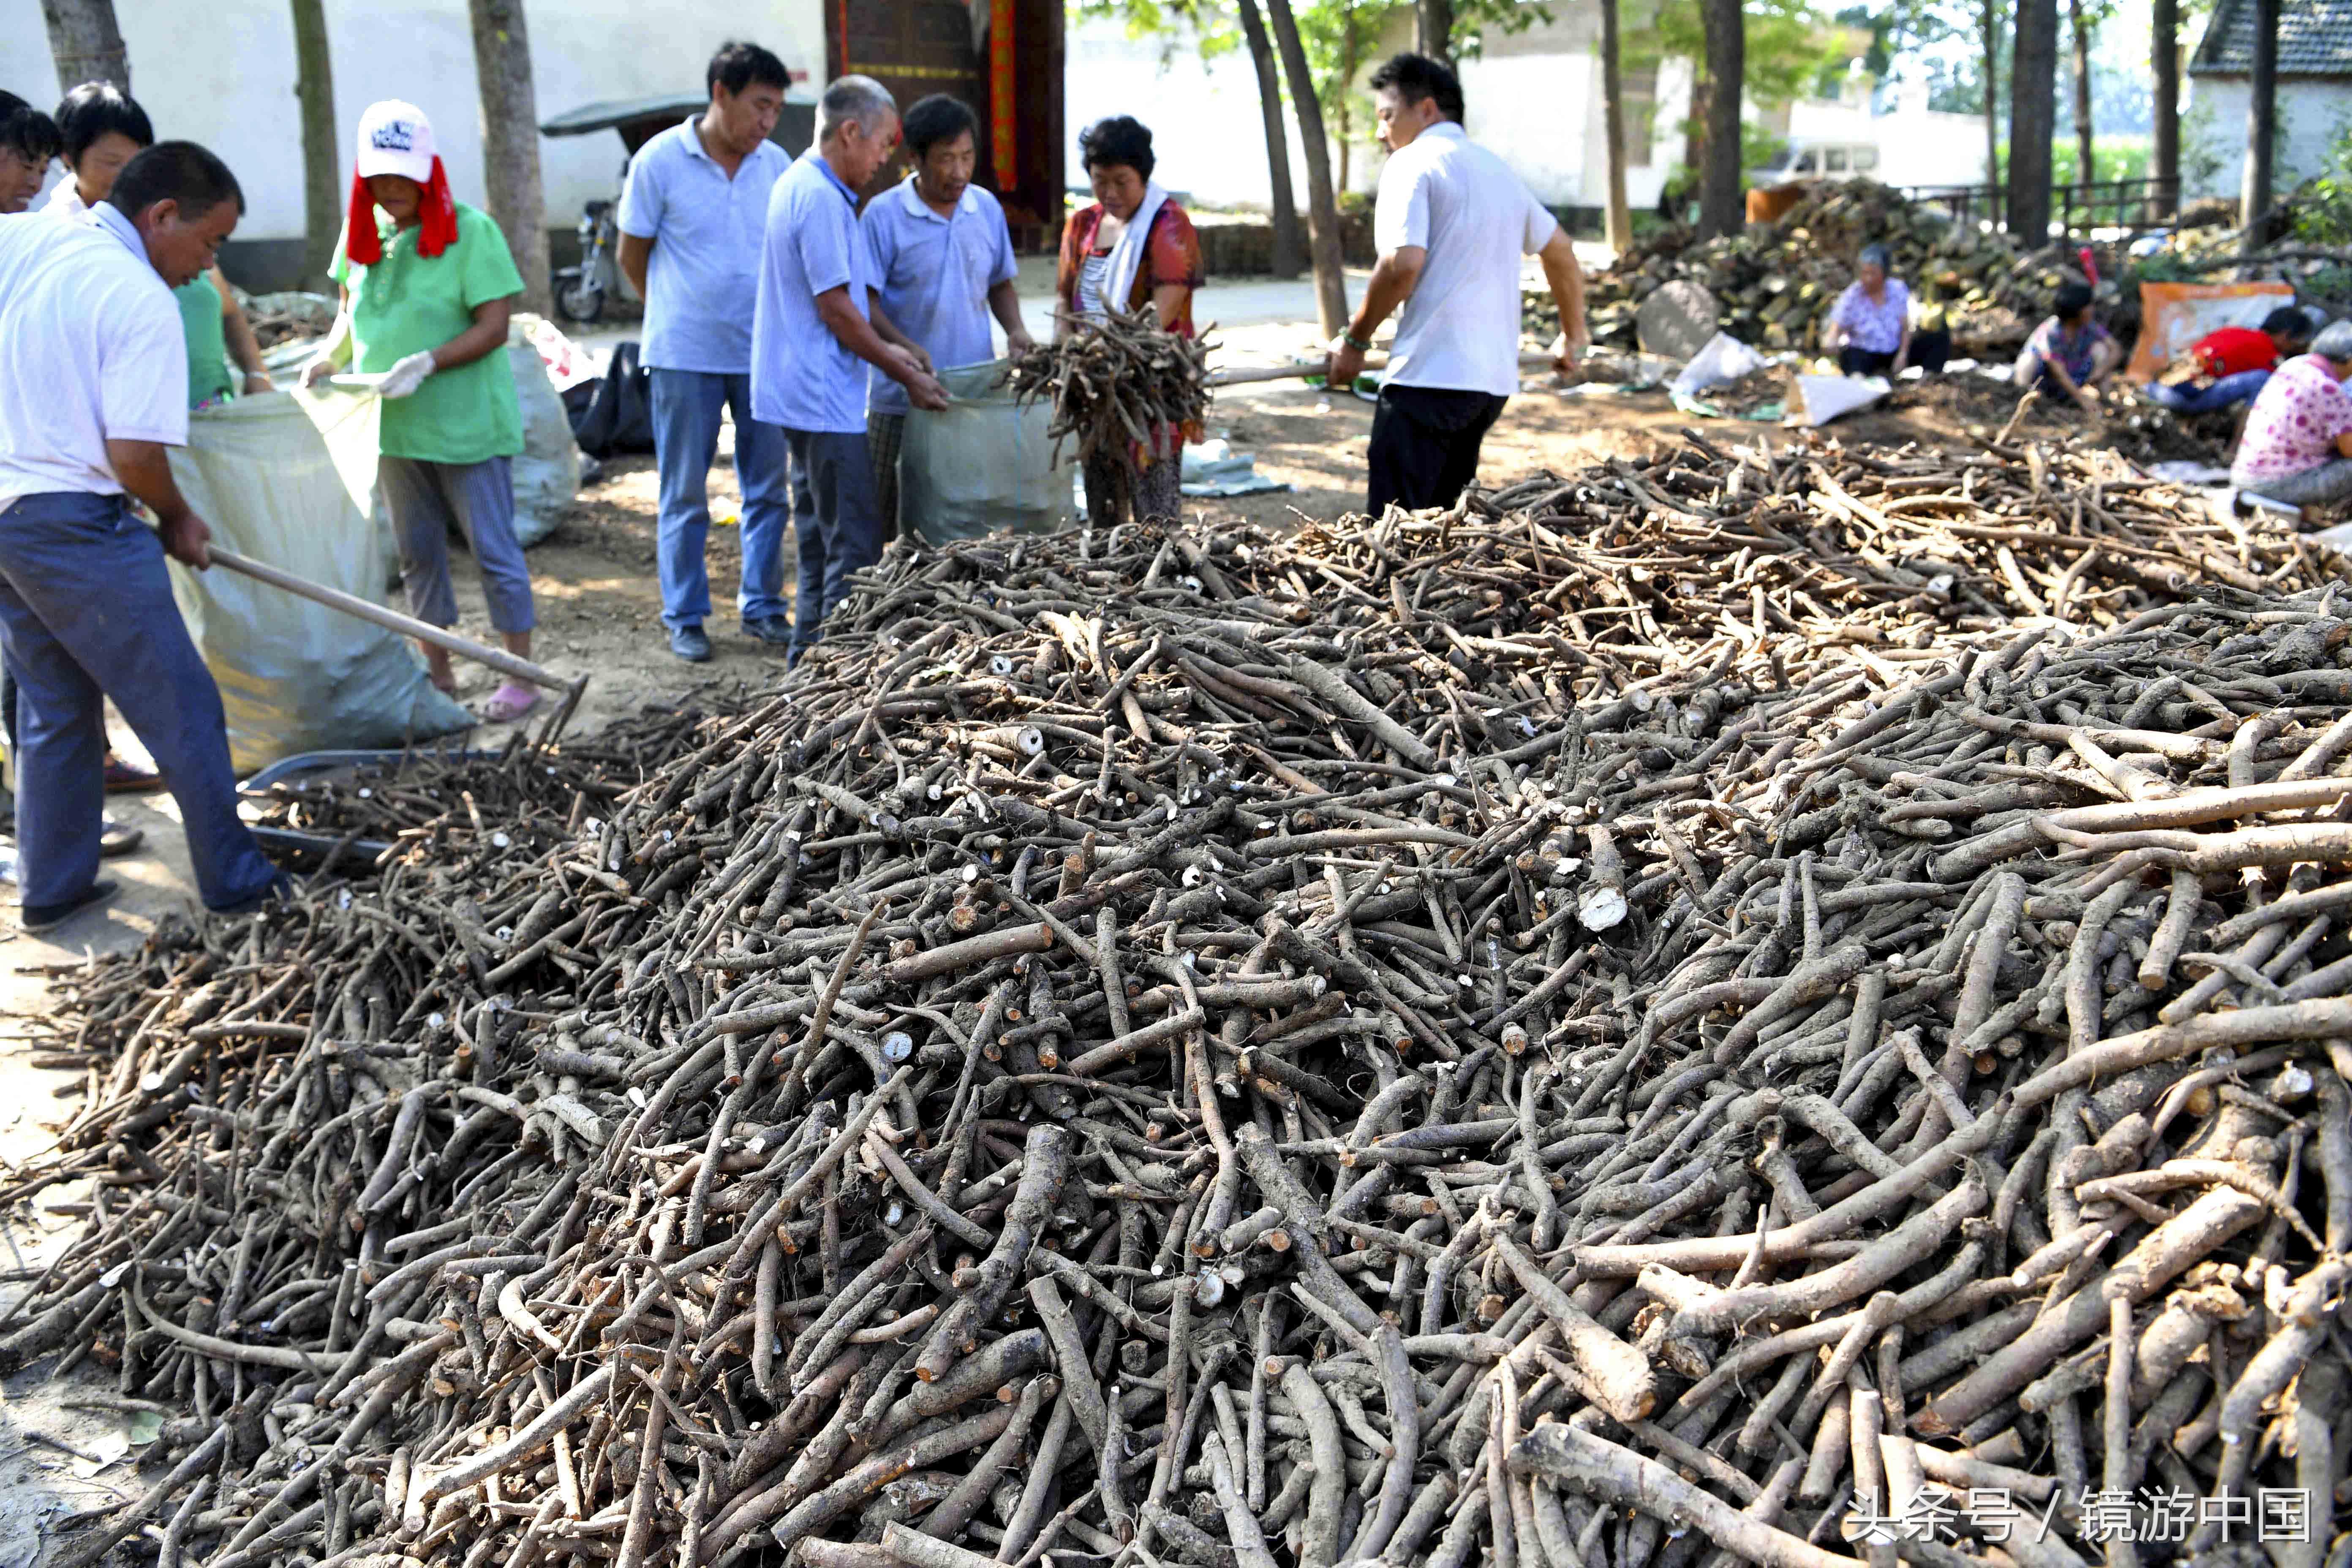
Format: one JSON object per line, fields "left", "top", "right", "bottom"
{"left": 1749, "top": 141, "right": 1884, "bottom": 185}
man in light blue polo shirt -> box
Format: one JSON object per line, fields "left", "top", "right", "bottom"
{"left": 618, "top": 41, "right": 795, "bottom": 664}
{"left": 752, "top": 75, "right": 947, "bottom": 663}
{"left": 861, "top": 94, "right": 1032, "bottom": 533}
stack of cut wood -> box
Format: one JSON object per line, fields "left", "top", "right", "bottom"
{"left": 1561, "top": 183, "right": 2142, "bottom": 362}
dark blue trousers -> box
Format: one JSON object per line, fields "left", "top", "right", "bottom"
{"left": 784, "top": 427, "right": 882, "bottom": 659}
{"left": 0, "top": 492, "right": 277, "bottom": 910}
{"left": 2147, "top": 370, "right": 2272, "bottom": 414}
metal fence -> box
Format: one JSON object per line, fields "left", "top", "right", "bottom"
{"left": 2056, "top": 176, "right": 2181, "bottom": 233}
{"left": 1897, "top": 183, "right": 2006, "bottom": 228}
{"left": 1893, "top": 177, "right": 2182, "bottom": 235}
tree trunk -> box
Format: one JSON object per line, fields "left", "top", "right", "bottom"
{"left": 2069, "top": 0, "right": 2093, "bottom": 210}
{"left": 1263, "top": 0, "right": 1349, "bottom": 337}
{"left": 1335, "top": 26, "right": 1363, "bottom": 200}
{"left": 1697, "top": 0, "right": 1743, "bottom": 239}
{"left": 290, "top": 0, "right": 340, "bottom": 291}
{"left": 2243, "top": 0, "right": 2277, "bottom": 247}
{"left": 1599, "top": 0, "right": 1632, "bottom": 254}
{"left": 1235, "top": 0, "right": 1301, "bottom": 280}
{"left": 468, "top": 0, "right": 552, "bottom": 316}
{"left": 1415, "top": 0, "right": 1454, "bottom": 68}
{"left": 2152, "top": 0, "right": 2178, "bottom": 216}
{"left": 2006, "top": 0, "right": 2057, "bottom": 240}
{"left": 1683, "top": 74, "right": 1708, "bottom": 185}
{"left": 41, "top": 0, "right": 128, "bottom": 93}
{"left": 1982, "top": 0, "right": 2001, "bottom": 202}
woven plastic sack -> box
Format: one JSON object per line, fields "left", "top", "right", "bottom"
{"left": 509, "top": 321, "right": 581, "bottom": 546}
{"left": 899, "top": 360, "right": 1075, "bottom": 544}
{"left": 166, "top": 389, "right": 474, "bottom": 773}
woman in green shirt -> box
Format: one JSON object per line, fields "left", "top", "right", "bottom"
{"left": 302, "top": 100, "right": 542, "bottom": 724}
{"left": 50, "top": 83, "right": 271, "bottom": 408}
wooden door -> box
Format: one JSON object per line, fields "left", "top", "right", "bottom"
{"left": 830, "top": 0, "right": 992, "bottom": 203}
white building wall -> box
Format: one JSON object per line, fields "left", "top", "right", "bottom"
{"left": 1876, "top": 108, "right": 1993, "bottom": 190}
{"left": 2180, "top": 77, "right": 2352, "bottom": 201}
{"left": 1462, "top": 53, "right": 1589, "bottom": 204}
{"left": 1063, "top": 19, "right": 1370, "bottom": 207}
{"left": 1458, "top": 52, "right": 1676, "bottom": 209}
{"left": 1780, "top": 98, "right": 1987, "bottom": 189}
{"left": 0, "top": 0, "right": 825, "bottom": 244}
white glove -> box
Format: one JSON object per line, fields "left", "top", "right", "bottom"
{"left": 379, "top": 350, "right": 439, "bottom": 399}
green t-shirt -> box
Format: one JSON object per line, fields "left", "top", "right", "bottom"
{"left": 176, "top": 273, "right": 234, "bottom": 408}
{"left": 331, "top": 201, "right": 525, "bottom": 466}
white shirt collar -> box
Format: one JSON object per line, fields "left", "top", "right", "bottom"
{"left": 87, "top": 201, "right": 148, "bottom": 263}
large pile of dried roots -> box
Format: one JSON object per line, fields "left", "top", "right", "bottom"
{"left": 5, "top": 431, "right": 2350, "bottom": 1568}
{"left": 1002, "top": 308, "right": 1211, "bottom": 471}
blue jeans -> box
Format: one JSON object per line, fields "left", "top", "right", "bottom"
{"left": 0, "top": 493, "right": 277, "bottom": 910}
{"left": 648, "top": 368, "right": 790, "bottom": 629}
{"left": 784, "top": 427, "right": 882, "bottom": 659}
{"left": 2147, "top": 370, "right": 2271, "bottom": 414}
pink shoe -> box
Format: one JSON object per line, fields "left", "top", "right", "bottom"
{"left": 481, "top": 682, "right": 541, "bottom": 723}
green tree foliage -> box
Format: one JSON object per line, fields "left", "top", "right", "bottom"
{"left": 2043, "top": 131, "right": 2148, "bottom": 184}
{"left": 1069, "top": 0, "right": 1238, "bottom": 60}
{"left": 1627, "top": 0, "right": 1838, "bottom": 111}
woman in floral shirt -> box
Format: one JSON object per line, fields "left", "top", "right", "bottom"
{"left": 1824, "top": 244, "right": 1948, "bottom": 376}
{"left": 1056, "top": 115, "right": 1204, "bottom": 527}
{"left": 2232, "top": 320, "right": 2352, "bottom": 509}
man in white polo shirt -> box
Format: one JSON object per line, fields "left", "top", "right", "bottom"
{"left": 0, "top": 142, "right": 284, "bottom": 930}
{"left": 1325, "top": 53, "right": 1589, "bottom": 514}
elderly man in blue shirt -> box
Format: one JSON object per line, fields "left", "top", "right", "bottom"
{"left": 618, "top": 41, "right": 795, "bottom": 664}
{"left": 752, "top": 75, "right": 947, "bottom": 662}
{"left": 861, "top": 94, "right": 1033, "bottom": 533}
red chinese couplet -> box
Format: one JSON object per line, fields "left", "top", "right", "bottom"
{"left": 991, "top": 0, "right": 1016, "bottom": 190}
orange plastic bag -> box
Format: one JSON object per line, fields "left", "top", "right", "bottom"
{"left": 2126, "top": 280, "right": 2295, "bottom": 382}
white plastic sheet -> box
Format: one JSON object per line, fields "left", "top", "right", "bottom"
{"left": 1668, "top": 332, "right": 1769, "bottom": 402}
{"left": 2309, "top": 519, "right": 2352, "bottom": 553}
{"left": 1796, "top": 373, "right": 1893, "bottom": 427}
{"left": 1180, "top": 438, "right": 1288, "bottom": 498}
{"left": 166, "top": 390, "right": 474, "bottom": 774}
{"left": 900, "top": 361, "right": 1076, "bottom": 544}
